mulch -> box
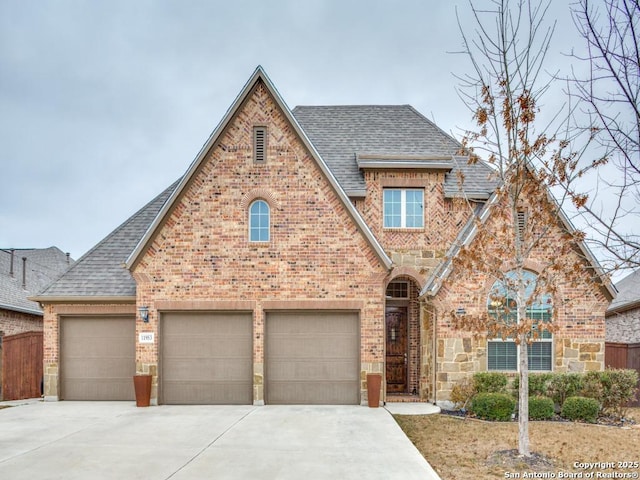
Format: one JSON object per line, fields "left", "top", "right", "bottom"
{"left": 440, "top": 409, "right": 637, "bottom": 427}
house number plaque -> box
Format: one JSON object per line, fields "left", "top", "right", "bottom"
{"left": 139, "top": 332, "right": 154, "bottom": 344}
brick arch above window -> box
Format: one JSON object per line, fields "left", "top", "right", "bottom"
{"left": 386, "top": 267, "right": 425, "bottom": 291}
{"left": 240, "top": 189, "right": 281, "bottom": 211}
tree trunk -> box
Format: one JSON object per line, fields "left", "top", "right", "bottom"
{"left": 518, "top": 336, "right": 530, "bottom": 457}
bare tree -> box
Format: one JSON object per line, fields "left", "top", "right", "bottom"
{"left": 453, "top": 0, "right": 591, "bottom": 457}
{"left": 569, "top": 0, "right": 640, "bottom": 269}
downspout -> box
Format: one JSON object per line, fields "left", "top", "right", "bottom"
{"left": 432, "top": 301, "right": 438, "bottom": 405}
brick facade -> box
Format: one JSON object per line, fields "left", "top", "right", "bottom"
{"left": 39, "top": 71, "right": 611, "bottom": 406}
{"left": 0, "top": 308, "right": 42, "bottom": 337}
{"left": 425, "top": 196, "right": 609, "bottom": 404}
{"left": 130, "top": 81, "right": 388, "bottom": 405}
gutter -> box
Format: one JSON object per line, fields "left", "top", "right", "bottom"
{"left": 28, "top": 296, "right": 137, "bottom": 304}
{"left": 0, "top": 302, "right": 43, "bottom": 316}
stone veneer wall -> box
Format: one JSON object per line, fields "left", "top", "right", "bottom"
{"left": 606, "top": 307, "right": 640, "bottom": 343}
{"left": 434, "top": 336, "right": 605, "bottom": 403}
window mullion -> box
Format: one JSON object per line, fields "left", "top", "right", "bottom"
{"left": 400, "top": 190, "right": 407, "bottom": 228}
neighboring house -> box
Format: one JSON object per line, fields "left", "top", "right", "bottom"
{"left": 0, "top": 247, "right": 73, "bottom": 399}
{"left": 606, "top": 269, "right": 640, "bottom": 344}
{"left": 0, "top": 247, "right": 72, "bottom": 334}
{"left": 605, "top": 269, "right": 640, "bottom": 406}
{"left": 33, "top": 67, "right": 614, "bottom": 406}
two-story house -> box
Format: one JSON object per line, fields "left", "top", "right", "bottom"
{"left": 34, "top": 67, "right": 614, "bottom": 406}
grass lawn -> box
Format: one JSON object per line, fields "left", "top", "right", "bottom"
{"left": 395, "top": 408, "right": 640, "bottom": 480}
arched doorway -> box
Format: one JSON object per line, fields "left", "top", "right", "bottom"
{"left": 385, "top": 276, "right": 421, "bottom": 396}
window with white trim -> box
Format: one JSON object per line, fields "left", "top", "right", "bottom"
{"left": 487, "top": 270, "right": 553, "bottom": 371}
{"left": 249, "top": 200, "right": 270, "bottom": 242}
{"left": 383, "top": 189, "right": 424, "bottom": 228}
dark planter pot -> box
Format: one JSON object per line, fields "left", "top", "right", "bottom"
{"left": 366, "top": 373, "right": 382, "bottom": 408}
{"left": 133, "top": 374, "right": 152, "bottom": 407}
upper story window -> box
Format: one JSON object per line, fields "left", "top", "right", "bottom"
{"left": 487, "top": 270, "right": 553, "bottom": 371}
{"left": 383, "top": 189, "right": 424, "bottom": 228}
{"left": 249, "top": 200, "right": 270, "bottom": 242}
{"left": 254, "top": 126, "right": 266, "bottom": 163}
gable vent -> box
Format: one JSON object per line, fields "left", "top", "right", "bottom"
{"left": 516, "top": 210, "right": 527, "bottom": 241}
{"left": 254, "top": 126, "right": 266, "bottom": 163}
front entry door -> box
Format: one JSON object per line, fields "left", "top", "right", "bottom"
{"left": 385, "top": 307, "right": 408, "bottom": 393}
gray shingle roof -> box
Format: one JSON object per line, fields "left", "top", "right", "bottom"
{"left": 607, "top": 269, "right": 640, "bottom": 314}
{"left": 39, "top": 103, "right": 499, "bottom": 299}
{"left": 292, "top": 105, "right": 497, "bottom": 198}
{"left": 36, "top": 181, "right": 179, "bottom": 298}
{"left": 0, "top": 247, "right": 73, "bottom": 314}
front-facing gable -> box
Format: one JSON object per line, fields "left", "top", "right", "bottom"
{"left": 126, "top": 67, "right": 391, "bottom": 273}
{"left": 130, "top": 73, "right": 391, "bottom": 295}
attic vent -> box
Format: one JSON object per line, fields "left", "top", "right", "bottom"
{"left": 516, "top": 210, "right": 527, "bottom": 241}
{"left": 254, "top": 126, "right": 266, "bottom": 163}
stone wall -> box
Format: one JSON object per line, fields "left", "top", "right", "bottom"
{"left": 606, "top": 308, "right": 640, "bottom": 343}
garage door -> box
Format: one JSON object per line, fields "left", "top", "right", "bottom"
{"left": 266, "top": 312, "right": 360, "bottom": 404}
{"left": 161, "top": 312, "right": 252, "bottom": 405}
{"left": 61, "top": 316, "right": 135, "bottom": 400}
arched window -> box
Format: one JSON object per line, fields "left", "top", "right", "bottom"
{"left": 487, "top": 270, "right": 553, "bottom": 371}
{"left": 249, "top": 200, "right": 270, "bottom": 242}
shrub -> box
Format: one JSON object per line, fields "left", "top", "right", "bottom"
{"left": 512, "top": 373, "right": 554, "bottom": 398}
{"left": 548, "top": 373, "right": 583, "bottom": 408}
{"left": 450, "top": 377, "right": 476, "bottom": 410}
{"left": 473, "top": 372, "right": 509, "bottom": 394}
{"left": 471, "top": 392, "right": 516, "bottom": 421}
{"left": 580, "top": 371, "right": 604, "bottom": 405}
{"left": 561, "top": 396, "right": 600, "bottom": 423}
{"left": 528, "top": 395, "right": 555, "bottom": 420}
{"left": 597, "top": 369, "right": 639, "bottom": 418}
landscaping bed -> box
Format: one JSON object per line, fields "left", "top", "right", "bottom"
{"left": 395, "top": 408, "right": 640, "bottom": 480}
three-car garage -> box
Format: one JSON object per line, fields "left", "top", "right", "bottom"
{"left": 59, "top": 310, "right": 361, "bottom": 405}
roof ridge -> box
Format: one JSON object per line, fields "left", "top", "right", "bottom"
{"left": 405, "top": 105, "right": 462, "bottom": 149}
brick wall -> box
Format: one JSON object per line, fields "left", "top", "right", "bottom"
{"left": 132, "top": 80, "right": 388, "bottom": 404}
{"left": 425, "top": 194, "right": 610, "bottom": 402}
{"left": 0, "top": 308, "right": 42, "bottom": 336}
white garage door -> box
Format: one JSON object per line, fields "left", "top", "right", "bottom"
{"left": 266, "top": 311, "right": 360, "bottom": 404}
{"left": 61, "top": 316, "right": 135, "bottom": 401}
{"left": 161, "top": 312, "right": 252, "bottom": 404}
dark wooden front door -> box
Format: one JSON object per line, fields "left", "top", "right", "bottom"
{"left": 385, "top": 307, "right": 408, "bottom": 393}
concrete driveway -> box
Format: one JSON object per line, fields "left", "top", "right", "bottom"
{"left": 0, "top": 401, "right": 440, "bottom": 480}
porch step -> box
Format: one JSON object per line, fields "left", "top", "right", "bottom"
{"left": 386, "top": 394, "right": 422, "bottom": 403}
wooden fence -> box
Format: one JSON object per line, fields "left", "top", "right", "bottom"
{"left": 605, "top": 342, "right": 640, "bottom": 407}
{"left": 1, "top": 331, "right": 43, "bottom": 401}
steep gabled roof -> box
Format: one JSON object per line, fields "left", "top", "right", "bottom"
{"left": 33, "top": 181, "right": 178, "bottom": 300}
{"left": 0, "top": 247, "right": 72, "bottom": 314}
{"left": 292, "top": 105, "right": 497, "bottom": 199}
{"left": 420, "top": 184, "right": 617, "bottom": 301}
{"left": 606, "top": 269, "right": 640, "bottom": 315}
{"left": 125, "top": 66, "right": 392, "bottom": 271}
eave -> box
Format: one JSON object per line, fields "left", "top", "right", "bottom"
{"left": 0, "top": 302, "right": 43, "bottom": 316}
{"left": 28, "top": 295, "right": 136, "bottom": 304}
{"left": 356, "top": 153, "right": 454, "bottom": 171}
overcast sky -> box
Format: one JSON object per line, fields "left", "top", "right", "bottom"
{"left": 1, "top": 0, "right": 596, "bottom": 261}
